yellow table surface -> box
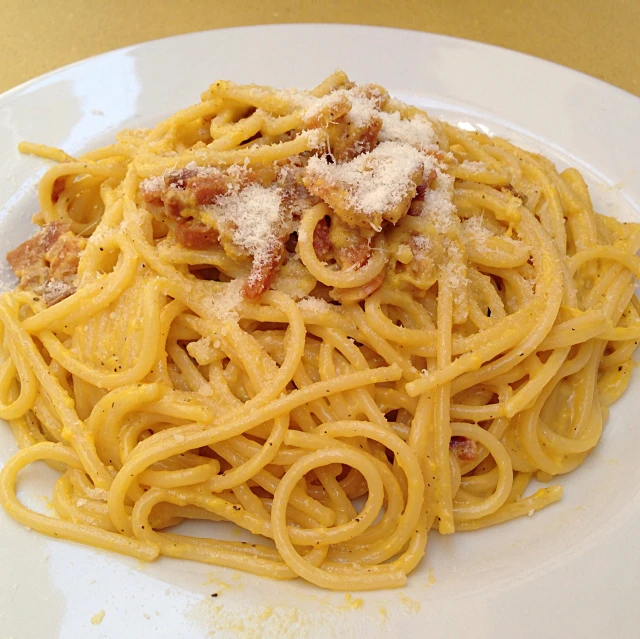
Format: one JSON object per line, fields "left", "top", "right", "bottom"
{"left": 2, "top": 0, "right": 639, "bottom": 97}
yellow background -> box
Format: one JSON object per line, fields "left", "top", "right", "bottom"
{"left": 1, "top": 0, "right": 639, "bottom": 96}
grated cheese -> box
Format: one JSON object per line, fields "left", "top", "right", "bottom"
{"left": 139, "top": 175, "right": 165, "bottom": 194}
{"left": 459, "top": 160, "right": 487, "bottom": 172}
{"left": 378, "top": 111, "right": 438, "bottom": 151}
{"left": 412, "top": 235, "right": 431, "bottom": 253}
{"left": 304, "top": 89, "right": 379, "bottom": 128}
{"left": 204, "top": 279, "right": 244, "bottom": 321}
{"left": 460, "top": 215, "right": 522, "bottom": 249}
{"left": 461, "top": 215, "right": 493, "bottom": 242}
{"left": 305, "top": 141, "right": 423, "bottom": 217}
{"left": 43, "top": 279, "right": 73, "bottom": 305}
{"left": 420, "top": 168, "right": 457, "bottom": 234}
{"left": 442, "top": 238, "right": 469, "bottom": 307}
{"left": 209, "top": 182, "right": 286, "bottom": 271}
{"left": 298, "top": 296, "right": 334, "bottom": 314}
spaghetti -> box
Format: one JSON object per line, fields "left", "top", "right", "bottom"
{"left": 0, "top": 71, "right": 639, "bottom": 590}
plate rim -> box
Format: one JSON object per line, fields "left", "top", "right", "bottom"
{"left": 1, "top": 22, "right": 640, "bottom": 639}
{"left": 2, "top": 23, "right": 639, "bottom": 107}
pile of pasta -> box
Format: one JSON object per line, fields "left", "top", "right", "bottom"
{"left": 1, "top": 71, "right": 639, "bottom": 591}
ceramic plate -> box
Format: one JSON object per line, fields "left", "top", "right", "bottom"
{"left": 1, "top": 25, "right": 639, "bottom": 639}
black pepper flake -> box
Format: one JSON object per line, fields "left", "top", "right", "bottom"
{"left": 211, "top": 593, "right": 218, "bottom": 597}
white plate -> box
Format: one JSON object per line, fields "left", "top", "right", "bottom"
{"left": 1, "top": 25, "right": 639, "bottom": 639}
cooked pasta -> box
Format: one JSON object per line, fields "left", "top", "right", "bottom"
{"left": 0, "top": 71, "right": 638, "bottom": 590}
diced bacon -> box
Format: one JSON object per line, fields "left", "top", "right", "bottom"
{"left": 312, "top": 217, "right": 333, "bottom": 262}
{"left": 7, "top": 222, "right": 68, "bottom": 279}
{"left": 191, "top": 175, "right": 229, "bottom": 206}
{"left": 304, "top": 141, "right": 424, "bottom": 229}
{"left": 331, "top": 268, "right": 385, "bottom": 303}
{"left": 355, "top": 269, "right": 385, "bottom": 298}
{"left": 6, "top": 222, "right": 85, "bottom": 306}
{"left": 329, "top": 218, "right": 372, "bottom": 270}
{"left": 47, "top": 233, "right": 84, "bottom": 282}
{"left": 175, "top": 220, "right": 219, "bottom": 249}
{"left": 141, "top": 165, "right": 255, "bottom": 218}
{"left": 408, "top": 170, "right": 438, "bottom": 216}
{"left": 242, "top": 244, "right": 284, "bottom": 299}
{"left": 51, "top": 177, "right": 66, "bottom": 203}
{"left": 43, "top": 279, "right": 74, "bottom": 306}
{"left": 331, "top": 113, "right": 382, "bottom": 162}
{"left": 449, "top": 436, "right": 478, "bottom": 461}
{"left": 164, "top": 167, "right": 198, "bottom": 188}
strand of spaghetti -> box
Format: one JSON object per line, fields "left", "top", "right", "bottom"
{"left": 138, "top": 462, "right": 220, "bottom": 489}
{"left": 0, "top": 442, "right": 158, "bottom": 560}
{"left": 18, "top": 142, "right": 75, "bottom": 162}
{"left": 130, "top": 487, "right": 298, "bottom": 579}
{"left": 434, "top": 277, "right": 455, "bottom": 534}
{"left": 88, "top": 383, "right": 167, "bottom": 467}
{"left": 307, "top": 421, "right": 424, "bottom": 563}
{"left": 568, "top": 245, "right": 640, "bottom": 280}
{"left": 134, "top": 133, "right": 317, "bottom": 176}
{"left": 37, "top": 279, "right": 162, "bottom": 389}
{"left": 451, "top": 422, "right": 513, "bottom": 521}
{"left": 409, "top": 207, "right": 564, "bottom": 397}
{"left": 298, "top": 204, "right": 388, "bottom": 288}
{"left": 456, "top": 486, "right": 563, "bottom": 531}
{"left": 0, "top": 339, "right": 38, "bottom": 420}
{"left": 107, "top": 364, "right": 402, "bottom": 534}
{"left": 0, "top": 300, "right": 112, "bottom": 488}
{"left": 271, "top": 448, "right": 405, "bottom": 590}
{"left": 21, "top": 239, "right": 138, "bottom": 333}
